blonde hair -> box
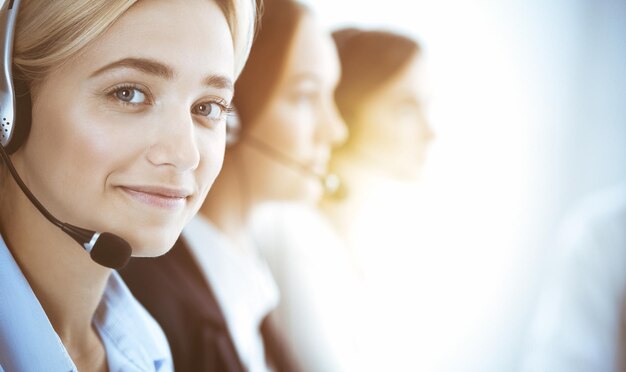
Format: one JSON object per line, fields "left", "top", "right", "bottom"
{"left": 13, "top": 0, "right": 258, "bottom": 83}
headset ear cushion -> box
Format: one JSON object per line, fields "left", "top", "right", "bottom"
{"left": 225, "top": 105, "right": 241, "bottom": 148}
{"left": 4, "top": 79, "right": 32, "bottom": 154}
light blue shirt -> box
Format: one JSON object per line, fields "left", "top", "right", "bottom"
{"left": 0, "top": 234, "right": 173, "bottom": 372}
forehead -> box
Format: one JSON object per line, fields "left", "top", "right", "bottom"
{"left": 280, "top": 14, "right": 340, "bottom": 85}
{"left": 71, "top": 0, "right": 235, "bottom": 81}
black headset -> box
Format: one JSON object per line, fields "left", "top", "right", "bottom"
{"left": 0, "top": 0, "right": 132, "bottom": 269}
{"left": 226, "top": 105, "right": 345, "bottom": 199}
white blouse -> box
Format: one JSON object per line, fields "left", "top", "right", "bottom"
{"left": 182, "top": 214, "right": 279, "bottom": 372}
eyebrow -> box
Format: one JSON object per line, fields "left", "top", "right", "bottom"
{"left": 90, "top": 57, "right": 234, "bottom": 91}
{"left": 204, "top": 74, "right": 234, "bottom": 92}
{"left": 91, "top": 58, "right": 174, "bottom": 79}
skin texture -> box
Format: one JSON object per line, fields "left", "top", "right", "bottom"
{"left": 0, "top": 0, "right": 234, "bottom": 370}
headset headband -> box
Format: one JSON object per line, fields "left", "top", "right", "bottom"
{"left": 0, "top": 0, "right": 19, "bottom": 149}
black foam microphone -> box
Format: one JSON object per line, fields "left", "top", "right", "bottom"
{"left": 0, "top": 146, "right": 132, "bottom": 269}
{"left": 242, "top": 135, "right": 348, "bottom": 200}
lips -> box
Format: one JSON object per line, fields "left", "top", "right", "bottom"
{"left": 119, "top": 185, "right": 193, "bottom": 209}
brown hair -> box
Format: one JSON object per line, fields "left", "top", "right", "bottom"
{"left": 332, "top": 28, "right": 421, "bottom": 128}
{"left": 233, "top": 0, "right": 308, "bottom": 134}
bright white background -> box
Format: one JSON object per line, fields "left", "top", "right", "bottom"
{"left": 300, "top": 0, "right": 626, "bottom": 370}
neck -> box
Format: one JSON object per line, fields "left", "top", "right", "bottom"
{"left": 321, "top": 150, "right": 391, "bottom": 240}
{"left": 0, "top": 178, "right": 110, "bottom": 353}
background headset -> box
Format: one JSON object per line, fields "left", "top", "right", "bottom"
{"left": 0, "top": 0, "right": 132, "bottom": 269}
{"left": 226, "top": 106, "right": 346, "bottom": 199}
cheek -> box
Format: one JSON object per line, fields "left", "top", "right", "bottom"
{"left": 355, "top": 106, "right": 394, "bottom": 146}
{"left": 280, "top": 104, "right": 318, "bottom": 157}
{"left": 252, "top": 101, "right": 316, "bottom": 158}
{"left": 64, "top": 114, "right": 145, "bottom": 187}
{"left": 27, "top": 103, "right": 120, "bottom": 188}
{"left": 13, "top": 99, "right": 137, "bottom": 226}
{"left": 196, "top": 133, "right": 226, "bottom": 197}
{"left": 397, "top": 115, "right": 427, "bottom": 147}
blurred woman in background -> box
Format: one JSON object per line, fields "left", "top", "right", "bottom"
{"left": 122, "top": 0, "right": 346, "bottom": 370}
{"left": 323, "top": 40, "right": 436, "bottom": 370}
{"left": 321, "top": 28, "right": 434, "bottom": 258}
{"left": 260, "top": 28, "right": 435, "bottom": 372}
{"left": 249, "top": 27, "right": 435, "bottom": 372}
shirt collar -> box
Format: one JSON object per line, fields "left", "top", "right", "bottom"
{"left": 94, "top": 271, "right": 171, "bottom": 371}
{"left": 0, "top": 235, "right": 171, "bottom": 371}
{"left": 0, "top": 234, "right": 76, "bottom": 371}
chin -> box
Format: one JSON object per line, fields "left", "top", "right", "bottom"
{"left": 126, "top": 227, "right": 181, "bottom": 258}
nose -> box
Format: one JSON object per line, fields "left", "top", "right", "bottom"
{"left": 319, "top": 100, "right": 348, "bottom": 147}
{"left": 146, "top": 109, "right": 201, "bottom": 172}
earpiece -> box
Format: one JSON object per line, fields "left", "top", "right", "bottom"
{"left": 225, "top": 105, "right": 241, "bottom": 148}
{"left": 4, "top": 77, "right": 31, "bottom": 153}
{"left": 241, "top": 134, "right": 347, "bottom": 200}
{"left": 0, "top": 0, "right": 20, "bottom": 151}
{"left": 226, "top": 104, "right": 346, "bottom": 199}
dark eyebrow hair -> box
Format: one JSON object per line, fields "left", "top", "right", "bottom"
{"left": 205, "top": 74, "right": 234, "bottom": 92}
{"left": 90, "top": 58, "right": 174, "bottom": 79}
{"left": 90, "top": 57, "right": 234, "bottom": 92}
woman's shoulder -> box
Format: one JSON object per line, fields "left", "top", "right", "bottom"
{"left": 0, "top": 235, "right": 77, "bottom": 371}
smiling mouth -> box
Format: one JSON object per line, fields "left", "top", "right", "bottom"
{"left": 119, "top": 186, "right": 191, "bottom": 210}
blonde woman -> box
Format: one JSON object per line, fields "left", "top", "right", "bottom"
{"left": 0, "top": 0, "right": 256, "bottom": 371}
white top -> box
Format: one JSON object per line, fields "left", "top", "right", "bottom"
{"left": 249, "top": 203, "right": 368, "bottom": 372}
{"left": 182, "top": 214, "right": 280, "bottom": 372}
{"left": 523, "top": 182, "right": 626, "bottom": 372}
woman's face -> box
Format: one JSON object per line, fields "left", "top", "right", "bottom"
{"left": 352, "top": 54, "right": 434, "bottom": 180}
{"left": 244, "top": 14, "right": 347, "bottom": 203}
{"left": 11, "top": 0, "right": 234, "bottom": 256}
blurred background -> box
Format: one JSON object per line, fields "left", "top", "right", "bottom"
{"left": 299, "top": 0, "right": 626, "bottom": 370}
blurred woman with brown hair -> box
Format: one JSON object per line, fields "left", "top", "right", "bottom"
{"left": 322, "top": 28, "right": 434, "bottom": 250}
{"left": 248, "top": 27, "right": 435, "bottom": 372}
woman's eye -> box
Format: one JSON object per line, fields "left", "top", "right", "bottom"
{"left": 114, "top": 87, "right": 147, "bottom": 104}
{"left": 292, "top": 90, "right": 318, "bottom": 106}
{"left": 193, "top": 102, "right": 224, "bottom": 120}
